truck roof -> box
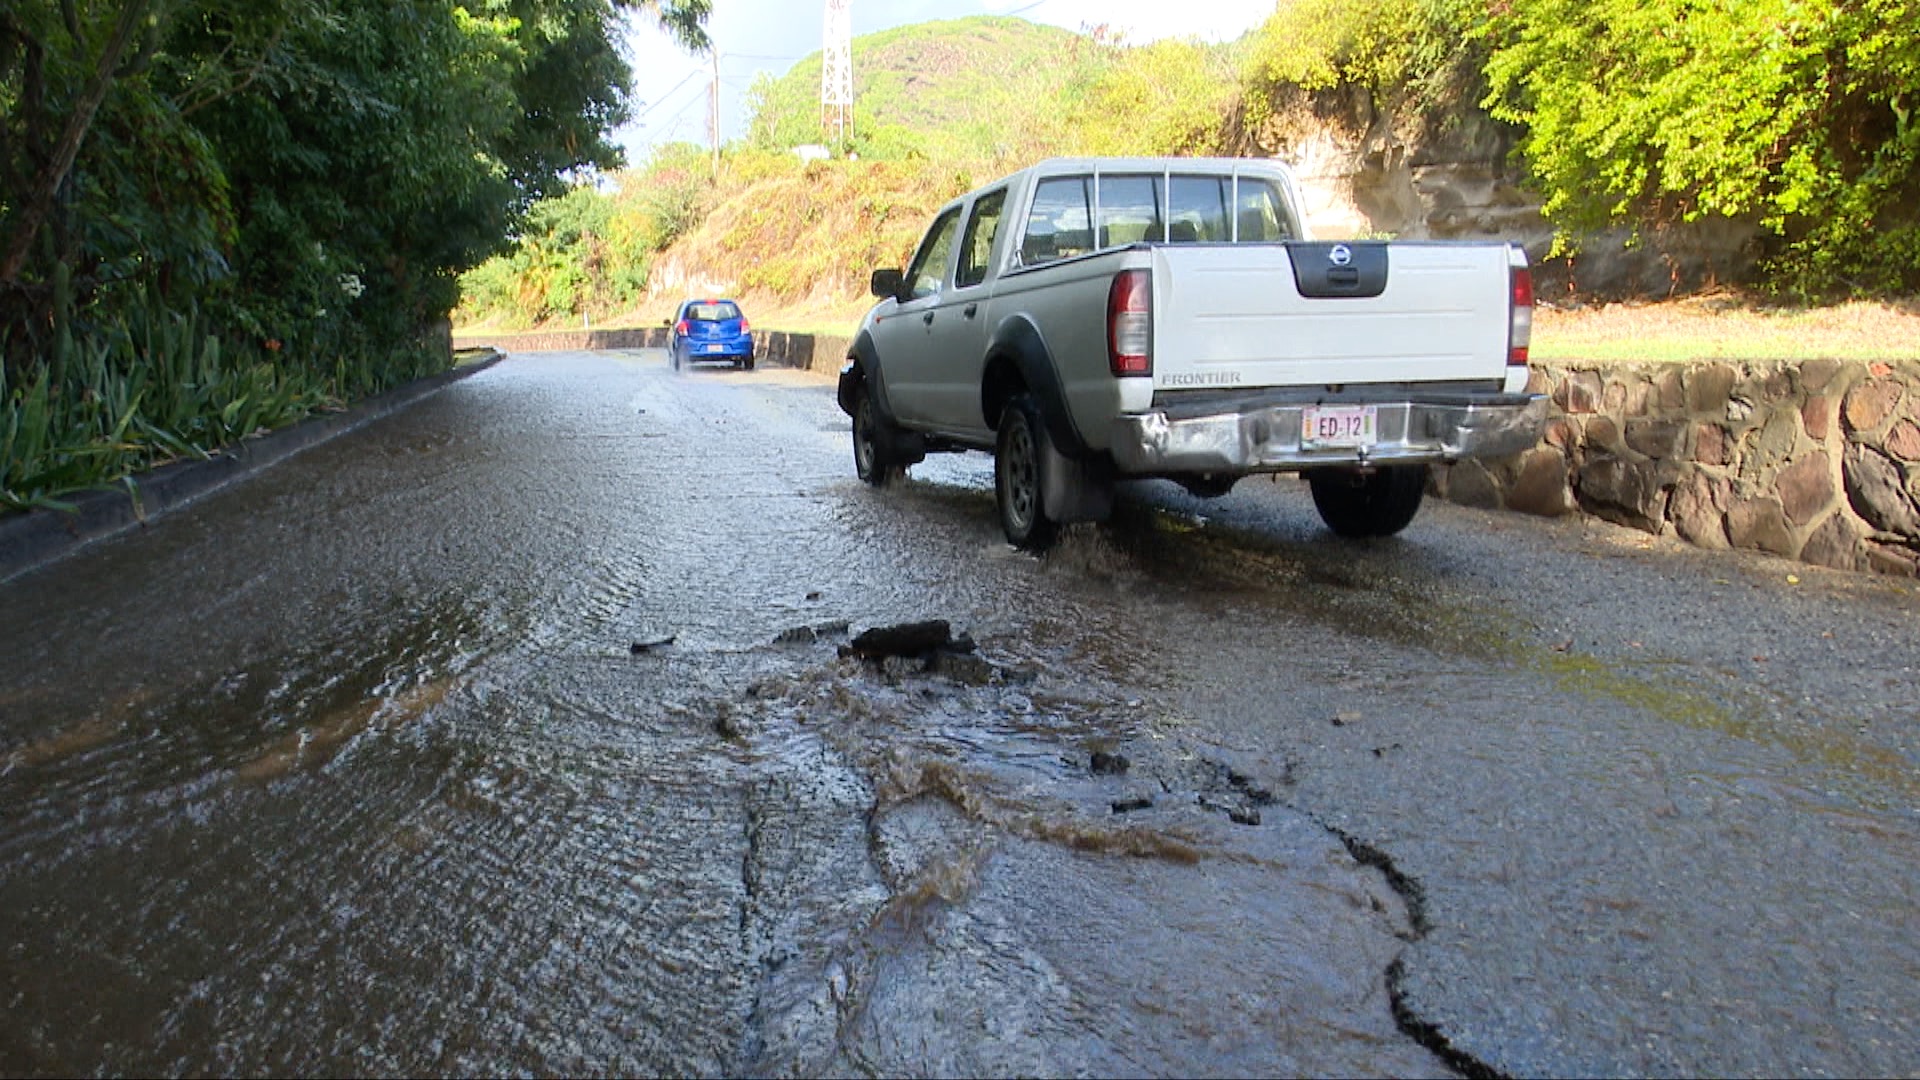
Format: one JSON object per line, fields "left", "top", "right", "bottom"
{"left": 984, "top": 156, "right": 1298, "bottom": 189}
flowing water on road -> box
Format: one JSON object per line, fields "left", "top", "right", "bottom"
{"left": 3, "top": 351, "right": 1916, "bottom": 1077}
{"left": 0, "top": 354, "right": 1439, "bottom": 1076}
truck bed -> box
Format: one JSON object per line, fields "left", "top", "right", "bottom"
{"left": 1149, "top": 242, "right": 1515, "bottom": 393}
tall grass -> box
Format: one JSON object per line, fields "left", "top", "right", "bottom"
{"left": 2, "top": 293, "right": 442, "bottom": 513}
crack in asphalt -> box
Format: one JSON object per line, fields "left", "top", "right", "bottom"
{"left": 1311, "top": 814, "right": 1509, "bottom": 1080}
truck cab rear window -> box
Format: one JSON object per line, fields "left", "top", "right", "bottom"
{"left": 1232, "top": 179, "right": 1296, "bottom": 242}
{"left": 1097, "top": 175, "right": 1162, "bottom": 248}
{"left": 1017, "top": 172, "right": 1298, "bottom": 267}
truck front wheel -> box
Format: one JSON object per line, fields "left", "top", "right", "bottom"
{"left": 851, "top": 380, "right": 904, "bottom": 487}
{"left": 995, "top": 394, "right": 1059, "bottom": 551}
{"left": 1307, "top": 466, "right": 1427, "bottom": 538}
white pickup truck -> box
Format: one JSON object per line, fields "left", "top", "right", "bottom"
{"left": 836, "top": 156, "right": 1547, "bottom": 549}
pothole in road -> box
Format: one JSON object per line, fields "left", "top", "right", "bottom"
{"left": 689, "top": 617, "right": 1484, "bottom": 1077}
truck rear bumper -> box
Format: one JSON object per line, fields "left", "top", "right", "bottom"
{"left": 1109, "top": 393, "right": 1549, "bottom": 474}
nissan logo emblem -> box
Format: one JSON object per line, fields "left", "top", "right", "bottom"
{"left": 1329, "top": 244, "right": 1353, "bottom": 267}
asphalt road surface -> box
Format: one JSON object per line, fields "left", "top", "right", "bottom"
{"left": 2, "top": 350, "right": 1915, "bottom": 1077}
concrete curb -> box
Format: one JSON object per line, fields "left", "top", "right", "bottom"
{"left": 0, "top": 350, "right": 504, "bottom": 585}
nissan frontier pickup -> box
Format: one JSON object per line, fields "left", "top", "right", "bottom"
{"left": 837, "top": 156, "right": 1548, "bottom": 549}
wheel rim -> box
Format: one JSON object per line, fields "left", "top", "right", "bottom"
{"left": 1004, "top": 419, "right": 1038, "bottom": 532}
{"left": 853, "top": 397, "right": 876, "bottom": 477}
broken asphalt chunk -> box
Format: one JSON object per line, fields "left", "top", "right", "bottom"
{"left": 839, "top": 619, "right": 969, "bottom": 661}
{"left": 630, "top": 634, "right": 676, "bottom": 654}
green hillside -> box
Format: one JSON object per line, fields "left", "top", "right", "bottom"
{"left": 742, "top": 16, "right": 1242, "bottom": 161}
{"left": 746, "top": 17, "right": 1078, "bottom": 160}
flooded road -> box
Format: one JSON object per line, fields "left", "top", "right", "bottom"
{"left": 2, "top": 349, "right": 1916, "bottom": 1077}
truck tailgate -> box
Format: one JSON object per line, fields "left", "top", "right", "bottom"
{"left": 1150, "top": 242, "right": 1513, "bottom": 391}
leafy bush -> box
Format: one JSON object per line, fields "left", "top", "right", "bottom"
{"left": 1061, "top": 37, "right": 1239, "bottom": 155}
{"left": 2, "top": 292, "right": 329, "bottom": 511}
{"left": 1481, "top": 0, "right": 1920, "bottom": 296}
{"left": 1241, "top": 0, "right": 1485, "bottom": 123}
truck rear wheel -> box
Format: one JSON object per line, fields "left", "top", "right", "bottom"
{"left": 851, "top": 380, "right": 904, "bottom": 487}
{"left": 1308, "top": 466, "right": 1427, "bottom": 538}
{"left": 995, "top": 394, "right": 1058, "bottom": 550}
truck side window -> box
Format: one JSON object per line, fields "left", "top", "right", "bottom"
{"left": 1233, "top": 179, "right": 1298, "bottom": 242}
{"left": 1167, "top": 176, "right": 1230, "bottom": 243}
{"left": 1020, "top": 177, "right": 1092, "bottom": 267}
{"left": 905, "top": 207, "right": 963, "bottom": 300}
{"left": 1097, "top": 175, "right": 1164, "bottom": 248}
{"left": 956, "top": 189, "right": 1007, "bottom": 288}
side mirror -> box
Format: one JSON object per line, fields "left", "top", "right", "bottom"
{"left": 870, "top": 268, "right": 905, "bottom": 300}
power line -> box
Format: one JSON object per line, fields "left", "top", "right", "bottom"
{"left": 631, "top": 68, "right": 708, "bottom": 121}
{"left": 643, "top": 88, "right": 711, "bottom": 142}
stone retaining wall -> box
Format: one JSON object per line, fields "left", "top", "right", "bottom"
{"left": 1435, "top": 359, "right": 1920, "bottom": 576}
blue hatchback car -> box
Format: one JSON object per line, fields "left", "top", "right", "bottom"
{"left": 668, "top": 298, "right": 755, "bottom": 371}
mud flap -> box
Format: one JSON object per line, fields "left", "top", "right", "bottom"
{"left": 1040, "top": 437, "right": 1114, "bottom": 525}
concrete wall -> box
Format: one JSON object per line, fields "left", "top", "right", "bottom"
{"left": 1435, "top": 360, "right": 1920, "bottom": 576}
{"left": 450, "top": 327, "right": 852, "bottom": 378}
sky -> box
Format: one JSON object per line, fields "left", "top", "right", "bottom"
{"left": 614, "top": 0, "right": 1278, "bottom": 164}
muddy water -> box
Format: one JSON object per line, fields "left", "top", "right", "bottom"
{"left": 3, "top": 350, "right": 1917, "bottom": 1077}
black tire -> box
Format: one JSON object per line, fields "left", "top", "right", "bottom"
{"left": 744, "top": 355, "right": 755, "bottom": 371}
{"left": 1307, "top": 465, "right": 1427, "bottom": 538}
{"left": 851, "top": 380, "right": 903, "bottom": 487}
{"left": 669, "top": 344, "right": 682, "bottom": 371}
{"left": 995, "top": 394, "right": 1058, "bottom": 551}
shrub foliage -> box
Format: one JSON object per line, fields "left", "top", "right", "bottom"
{"left": 1482, "top": 0, "right": 1919, "bottom": 296}
{"left": 0, "top": 0, "right": 710, "bottom": 509}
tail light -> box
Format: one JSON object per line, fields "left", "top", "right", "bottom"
{"left": 1107, "top": 269, "right": 1152, "bottom": 377}
{"left": 1508, "top": 248, "right": 1533, "bottom": 371}
{"left": 740, "top": 318, "right": 751, "bottom": 334}
{"left": 675, "top": 319, "right": 689, "bottom": 336}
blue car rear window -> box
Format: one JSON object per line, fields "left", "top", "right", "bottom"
{"left": 687, "top": 302, "right": 740, "bottom": 322}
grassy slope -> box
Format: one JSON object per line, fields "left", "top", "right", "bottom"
{"left": 1535, "top": 297, "right": 1920, "bottom": 363}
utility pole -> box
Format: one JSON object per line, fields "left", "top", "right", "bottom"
{"left": 821, "top": 0, "right": 852, "bottom": 149}
{"left": 709, "top": 46, "right": 721, "bottom": 177}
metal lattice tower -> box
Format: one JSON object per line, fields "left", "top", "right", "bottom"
{"left": 821, "top": 0, "right": 852, "bottom": 146}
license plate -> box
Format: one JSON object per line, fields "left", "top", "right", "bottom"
{"left": 1301, "top": 405, "right": 1378, "bottom": 447}
{"left": 704, "top": 343, "right": 725, "bottom": 353}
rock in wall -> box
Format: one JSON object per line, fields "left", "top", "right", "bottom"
{"left": 1435, "top": 360, "right": 1920, "bottom": 577}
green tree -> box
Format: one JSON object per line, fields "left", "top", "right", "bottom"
{"left": 1062, "top": 37, "right": 1237, "bottom": 156}
{"left": 1, "top": 0, "right": 713, "bottom": 375}
{"left": 2, "top": 0, "right": 711, "bottom": 507}
{"left": 1482, "top": 0, "right": 1920, "bottom": 295}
